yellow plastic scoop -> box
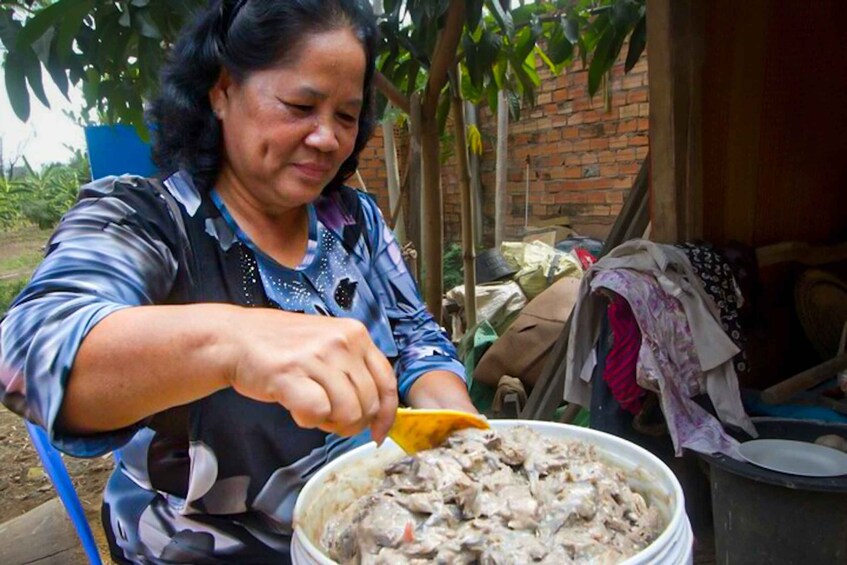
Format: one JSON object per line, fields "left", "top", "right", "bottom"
{"left": 387, "top": 407, "right": 490, "bottom": 454}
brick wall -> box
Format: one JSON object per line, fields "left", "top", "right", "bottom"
{"left": 353, "top": 53, "right": 649, "bottom": 245}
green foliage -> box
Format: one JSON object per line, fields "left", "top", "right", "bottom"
{"left": 1, "top": 0, "right": 203, "bottom": 134}
{"left": 378, "top": 0, "right": 646, "bottom": 126}
{"left": 0, "top": 277, "right": 28, "bottom": 314}
{"left": 443, "top": 242, "right": 464, "bottom": 290}
{"left": 2, "top": 0, "right": 645, "bottom": 132}
{"left": 0, "top": 150, "right": 90, "bottom": 229}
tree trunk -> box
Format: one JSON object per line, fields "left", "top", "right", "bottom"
{"left": 494, "top": 89, "right": 509, "bottom": 247}
{"left": 418, "top": 0, "right": 466, "bottom": 321}
{"left": 381, "top": 109, "right": 405, "bottom": 244}
{"left": 407, "top": 93, "right": 423, "bottom": 278}
{"left": 464, "top": 101, "right": 484, "bottom": 248}
{"left": 451, "top": 74, "right": 477, "bottom": 329}
{"left": 420, "top": 109, "right": 443, "bottom": 320}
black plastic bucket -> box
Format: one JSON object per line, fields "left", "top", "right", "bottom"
{"left": 702, "top": 418, "right": 847, "bottom": 564}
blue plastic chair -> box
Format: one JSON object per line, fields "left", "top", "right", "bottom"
{"left": 25, "top": 421, "right": 104, "bottom": 565}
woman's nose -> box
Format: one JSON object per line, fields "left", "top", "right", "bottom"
{"left": 305, "top": 119, "right": 340, "bottom": 152}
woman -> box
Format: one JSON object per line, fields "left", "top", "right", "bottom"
{"left": 0, "top": 0, "right": 474, "bottom": 562}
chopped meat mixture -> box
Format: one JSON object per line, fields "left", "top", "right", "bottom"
{"left": 322, "top": 426, "right": 662, "bottom": 564}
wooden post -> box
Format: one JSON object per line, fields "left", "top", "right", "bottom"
{"left": 451, "top": 68, "right": 477, "bottom": 329}
{"left": 382, "top": 109, "right": 405, "bottom": 244}
{"left": 407, "top": 93, "right": 423, "bottom": 266}
{"left": 465, "top": 101, "right": 484, "bottom": 248}
{"left": 647, "top": 0, "right": 705, "bottom": 243}
{"left": 494, "top": 89, "right": 509, "bottom": 248}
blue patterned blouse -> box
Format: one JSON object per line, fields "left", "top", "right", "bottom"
{"left": 0, "top": 171, "right": 465, "bottom": 563}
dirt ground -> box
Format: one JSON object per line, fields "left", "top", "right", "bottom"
{"left": 0, "top": 397, "right": 114, "bottom": 562}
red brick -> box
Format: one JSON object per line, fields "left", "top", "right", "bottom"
{"left": 589, "top": 137, "right": 609, "bottom": 151}
{"left": 629, "top": 135, "right": 649, "bottom": 147}
{"left": 572, "top": 139, "right": 591, "bottom": 152}
{"left": 619, "top": 104, "right": 639, "bottom": 118}
{"left": 552, "top": 88, "right": 569, "bottom": 102}
{"left": 609, "top": 135, "right": 628, "bottom": 149}
{"left": 598, "top": 150, "right": 616, "bottom": 164}
{"left": 606, "top": 191, "right": 625, "bottom": 204}
{"left": 627, "top": 89, "right": 649, "bottom": 104}
{"left": 622, "top": 75, "right": 642, "bottom": 90}
{"left": 618, "top": 119, "right": 639, "bottom": 133}
{"left": 563, "top": 127, "right": 581, "bottom": 139}
{"left": 600, "top": 164, "right": 619, "bottom": 176}
{"left": 564, "top": 178, "right": 613, "bottom": 191}
{"left": 619, "top": 162, "right": 641, "bottom": 174}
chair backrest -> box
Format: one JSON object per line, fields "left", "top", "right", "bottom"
{"left": 25, "top": 421, "right": 104, "bottom": 565}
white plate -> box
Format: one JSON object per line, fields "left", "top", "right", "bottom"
{"left": 739, "top": 439, "right": 847, "bottom": 477}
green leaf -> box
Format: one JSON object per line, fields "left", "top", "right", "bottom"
{"left": 15, "top": 0, "right": 82, "bottom": 48}
{"left": 486, "top": 0, "right": 514, "bottom": 39}
{"left": 133, "top": 8, "right": 162, "bottom": 40}
{"left": 466, "top": 0, "right": 484, "bottom": 32}
{"left": 493, "top": 56, "right": 507, "bottom": 90}
{"left": 56, "top": 0, "right": 93, "bottom": 62}
{"left": 460, "top": 62, "right": 483, "bottom": 103}
{"left": 436, "top": 87, "right": 451, "bottom": 135}
{"left": 30, "top": 26, "right": 54, "bottom": 63}
{"left": 612, "top": 0, "right": 640, "bottom": 29}
{"left": 118, "top": 9, "right": 131, "bottom": 28}
{"left": 508, "top": 89, "right": 521, "bottom": 121}
{"left": 46, "top": 34, "right": 69, "bottom": 100}
{"left": 588, "top": 25, "right": 614, "bottom": 96}
{"left": 547, "top": 22, "right": 574, "bottom": 65}
{"left": 516, "top": 26, "right": 540, "bottom": 62}
{"left": 485, "top": 83, "right": 498, "bottom": 114}
{"left": 0, "top": 8, "right": 21, "bottom": 48}
{"left": 564, "top": 14, "right": 580, "bottom": 44}
{"left": 21, "top": 47, "right": 50, "bottom": 109}
{"left": 4, "top": 51, "right": 31, "bottom": 121}
{"left": 535, "top": 44, "right": 557, "bottom": 75}
{"left": 131, "top": 0, "right": 151, "bottom": 6}
{"left": 624, "top": 14, "right": 646, "bottom": 72}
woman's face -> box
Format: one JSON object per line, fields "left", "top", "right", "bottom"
{"left": 211, "top": 28, "right": 366, "bottom": 212}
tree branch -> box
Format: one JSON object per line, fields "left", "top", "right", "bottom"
{"left": 423, "top": 0, "right": 466, "bottom": 117}
{"left": 374, "top": 71, "right": 410, "bottom": 114}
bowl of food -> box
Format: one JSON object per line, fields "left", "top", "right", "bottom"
{"left": 292, "top": 420, "right": 692, "bottom": 564}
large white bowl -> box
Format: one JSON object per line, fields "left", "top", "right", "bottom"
{"left": 292, "top": 420, "right": 693, "bottom": 564}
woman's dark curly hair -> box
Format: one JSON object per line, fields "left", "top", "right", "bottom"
{"left": 148, "top": 0, "right": 378, "bottom": 193}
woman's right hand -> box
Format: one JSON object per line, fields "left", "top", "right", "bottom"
{"left": 223, "top": 308, "right": 398, "bottom": 442}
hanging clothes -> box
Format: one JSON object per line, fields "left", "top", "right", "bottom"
{"left": 676, "top": 242, "right": 748, "bottom": 374}
{"left": 592, "top": 270, "right": 742, "bottom": 458}
{"left": 565, "top": 240, "right": 756, "bottom": 459}
{"left": 601, "top": 294, "right": 644, "bottom": 415}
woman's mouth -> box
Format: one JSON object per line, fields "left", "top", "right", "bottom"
{"left": 293, "top": 163, "right": 332, "bottom": 182}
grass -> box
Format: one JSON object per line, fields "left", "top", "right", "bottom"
{"left": 0, "top": 225, "right": 51, "bottom": 313}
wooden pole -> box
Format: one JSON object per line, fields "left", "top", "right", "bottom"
{"left": 450, "top": 68, "right": 477, "bottom": 329}
{"left": 381, "top": 108, "right": 405, "bottom": 244}
{"left": 494, "top": 88, "right": 509, "bottom": 247}
{"left": 407, "top": 93, "right": 423, "bottom": 264}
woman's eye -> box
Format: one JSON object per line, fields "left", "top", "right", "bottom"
{"left": 338, "top": 113, "right": 358, "bottom": 124}
{"left": 286, "top": 103, "right": 312, "bottom": 114}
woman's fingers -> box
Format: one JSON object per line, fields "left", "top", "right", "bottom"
{"left": 273, "top": 375, "right": 331, "bottom": 430}
{"left": 365, "top": 343, "right": 398, "bottom": 444}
